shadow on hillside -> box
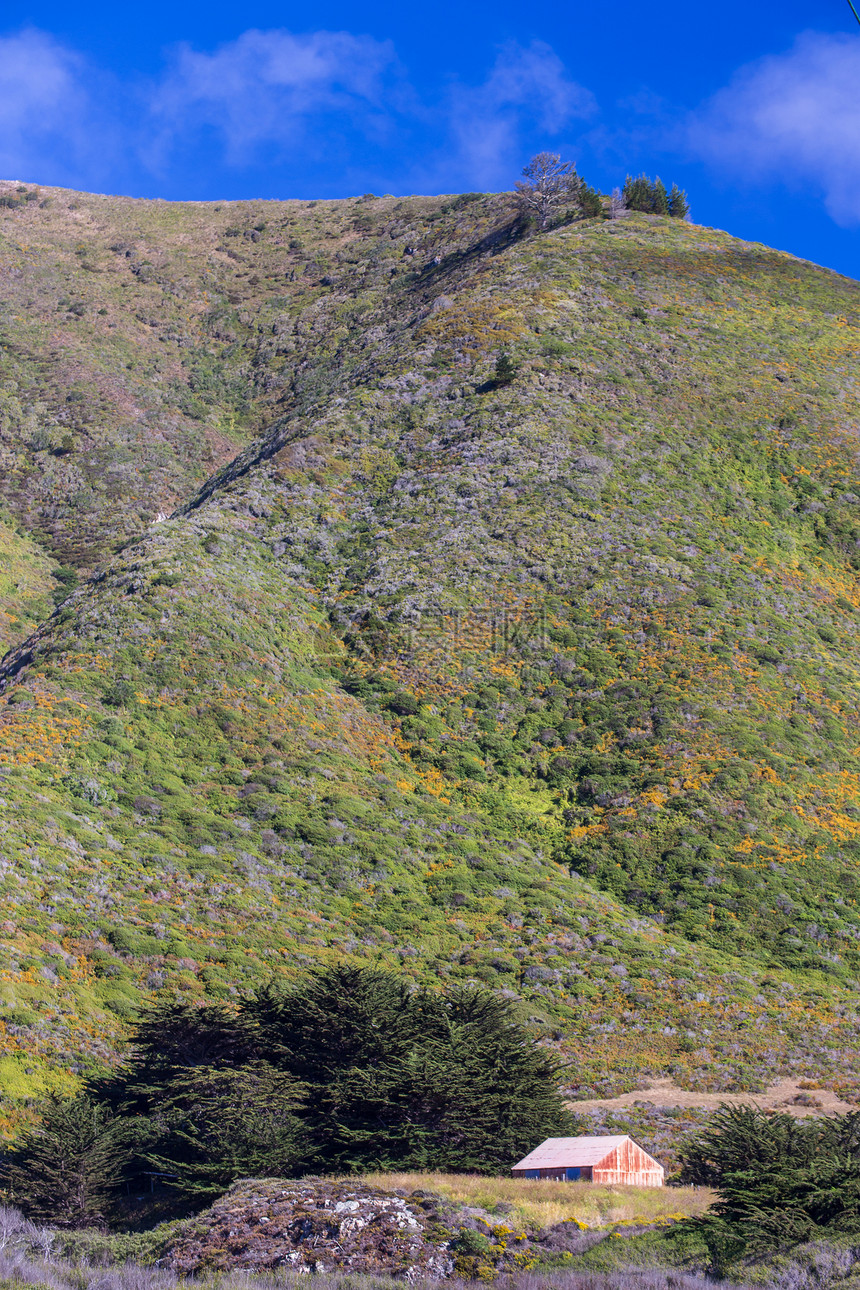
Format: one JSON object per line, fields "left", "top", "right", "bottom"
{"left": 410, "top": 214, "right": 528, "bottom": 293}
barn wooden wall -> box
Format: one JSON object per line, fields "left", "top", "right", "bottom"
{"left": 591, "top": 1137, "right": 664, "bottom": 1187}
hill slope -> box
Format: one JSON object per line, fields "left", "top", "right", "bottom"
{"left": 2, "top": 185, "right": 860, "bottom": 1123}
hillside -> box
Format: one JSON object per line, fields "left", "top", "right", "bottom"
{"left": 1, "top": 181, "right": 860, "bottom": 1125}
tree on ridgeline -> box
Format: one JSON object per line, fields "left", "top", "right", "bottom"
{"left": 515, "top": 152, "right": 593, "bottom": 229}
{"left": 622, "top": 174, "right": 689, "bottom": 218}
{"left": 667, "top": 182, "right": 690, "bottom": 220}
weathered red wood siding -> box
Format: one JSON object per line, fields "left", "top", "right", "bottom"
{"left": 591, "top": 1138, "right": 664, "bottom": 1187}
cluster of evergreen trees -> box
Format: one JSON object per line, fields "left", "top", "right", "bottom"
{"left": 621, "top": 175, "right": 689, "bottom": 219}
{"left": 679, "top": 1104, "right": 860, "bottom": 1271}
{"left": 0, "top": 968, "right": 572, "bottom": 1229}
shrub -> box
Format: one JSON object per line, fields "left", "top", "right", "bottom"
{"left": 103, "top": 680, "right": 136, "bottom": 708}
{"left": 495, "top": 353, "right": 518, "bottom": 386}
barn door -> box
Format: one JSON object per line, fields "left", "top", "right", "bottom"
{"left": 565, "top": 1167, "right": 581, "bottom": 1180}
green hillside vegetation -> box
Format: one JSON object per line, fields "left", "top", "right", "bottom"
{"left": 0, "top": 514, "right": 56, "bottom": 654}
{"left": 1, "top": 177, "right": 860, "bottom": 1133}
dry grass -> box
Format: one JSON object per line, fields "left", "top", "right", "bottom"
{"left": 361, "top": 1172, "right": 713, "bottom": 1232}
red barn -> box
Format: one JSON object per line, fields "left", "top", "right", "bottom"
{"left": 511, "top": 1135, "right": 664, "bottom": 1187}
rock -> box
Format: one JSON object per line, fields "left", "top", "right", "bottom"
{"left": 163, "top": 1179, "right": 455, "bottom": 1281}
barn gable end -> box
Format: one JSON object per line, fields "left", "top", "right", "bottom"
{"left": 591, "top": 1137, "right": 664, "bottom": 1187}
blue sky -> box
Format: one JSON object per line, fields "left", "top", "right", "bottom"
{"left": 2, "top": 1, "right": 859, "bottom": 278}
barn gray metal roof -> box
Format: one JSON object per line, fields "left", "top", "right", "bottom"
{"left": 512, "top": 1135, "right": 631, "bottom": 1170}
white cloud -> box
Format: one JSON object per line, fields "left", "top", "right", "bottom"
{"left": 688, "top": 32, "right": 860, "bottom": 226}
{"left": 0, "top": 28, "right": 98, "bottom": 180}
{"left": 151, "top": 28, "right": 400, "bottom": 160}
{"left": 446, "top": 41, "right": 597, "bottom": 187}
{"left": 0, "top": 25, "right": 598, "bottom": 196}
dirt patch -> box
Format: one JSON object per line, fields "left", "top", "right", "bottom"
{"left": 571, "top": 1077, "right": 855, "bottom": 1119}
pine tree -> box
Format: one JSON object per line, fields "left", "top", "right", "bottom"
{"left": 622, "top": 174, "right": 653, "bottom": 213}
{"left": 622, "top": 174, "right": 685, "bottom": 217}
{"left": 579, "top": 185, "right": 604, "bottom": 219}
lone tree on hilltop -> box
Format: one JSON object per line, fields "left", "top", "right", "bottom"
{"left": 515, "top": 152, "right": 585, "bottom": 229}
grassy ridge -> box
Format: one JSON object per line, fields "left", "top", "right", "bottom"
{"left": 1, "top": 189, "right": 860, "bottom": 1124}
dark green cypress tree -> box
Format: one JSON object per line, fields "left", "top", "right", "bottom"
{"left": 143, "top": 1062, "right": 307, "bottom": 1199}
{"left": 683, "top": 1105, "right": 860, "bottom": 1269}
{"left": 679, "top": 1103, "right": 822, "bottom": 1185}
{"left": 246, "top": 966, "right": 418, "bottom": 1086}
{"left": 668, "top": 184, "right": 690, "bottom": 220}
{"left": 245, "top": 966, "right": 443, "bottom": 1169}
{"left": 652, "top": 178, "right": 669, "bottom": 216}
{"left": 0, "top": 1096, "right": 132, "bottom": 1227}
{"left": 5, "top": 968, "right": 576, "bottom": 1224}
{"left": 243, "top": 967, "right": 573, "bottom": 1173}
{"left": 92, "top": 1000, "right": 264, "bottom": 1115}
{"left": 419, "top": 985, "right": 575, "bottom": 1171}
